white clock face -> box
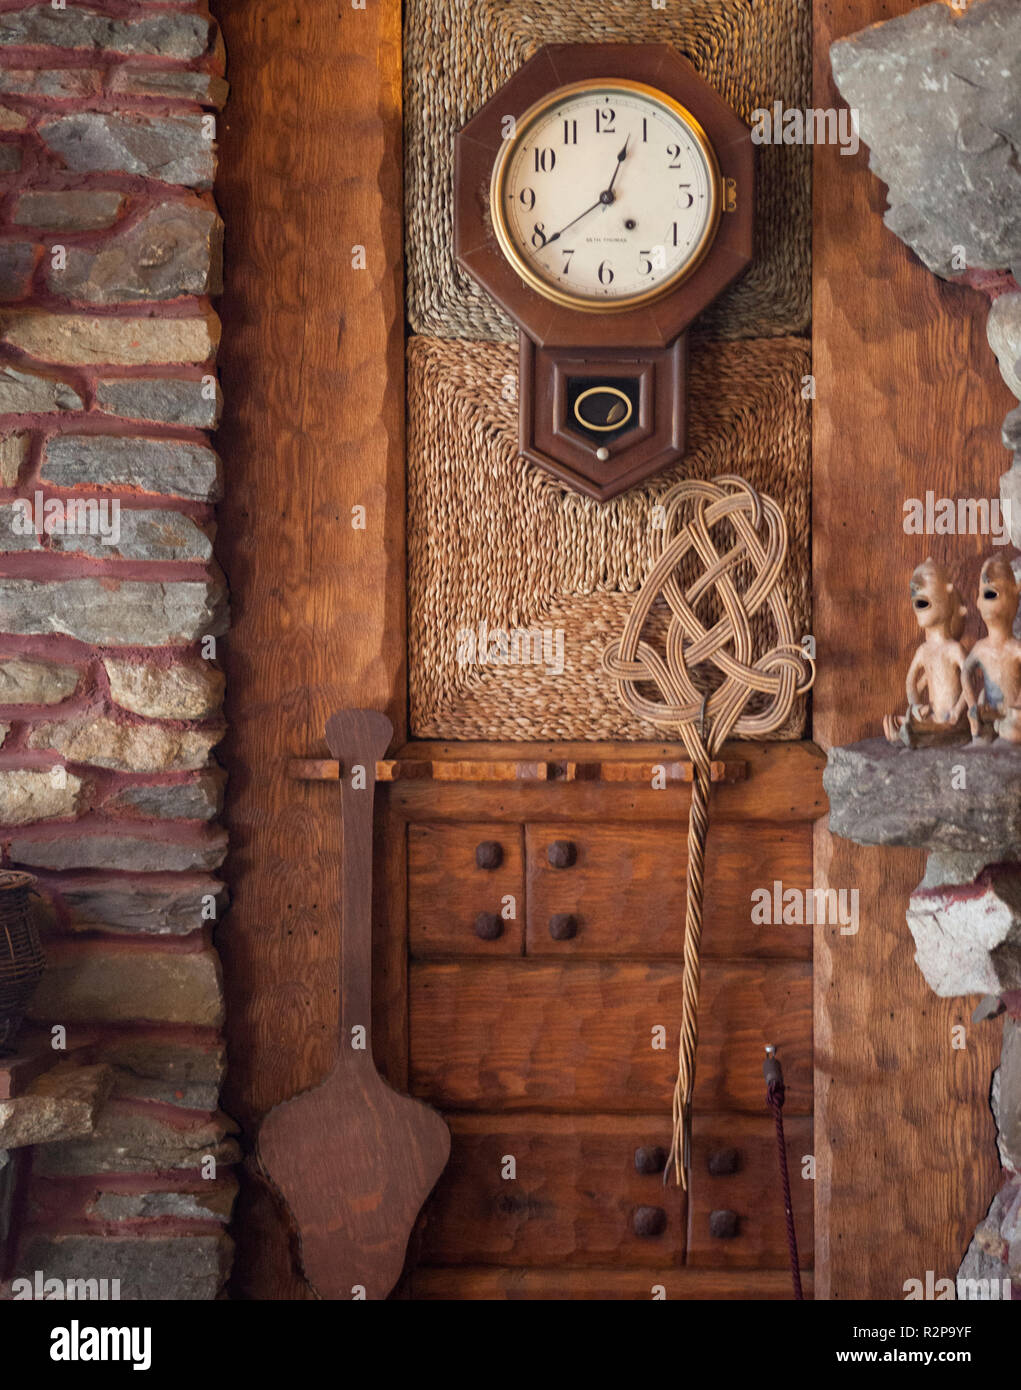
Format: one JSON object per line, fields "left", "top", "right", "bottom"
{"left": 491, "top": 79, "right": 721, "bottom": 310}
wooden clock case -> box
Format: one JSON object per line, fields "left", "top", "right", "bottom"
{"left": 454, "top": 43, "right": 755, "bottom": 499}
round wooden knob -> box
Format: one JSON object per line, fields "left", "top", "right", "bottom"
{"left": 474, "top": 911, "right": 503, "bottom": 940}
{"left": 709, "top": 1209, "right": 739, "bottom": 1239}
{"left": 548, "top": 913, "right": 578, "bottom": 941}
{"left": 632, "top": 1205, "right": 667, "bottom": 1238}
{"left": 707, "top": 1147, "right": 740, "bottom": 1176}
{"left": 634, "top": 1145, "right": 668, "bottom": 1176}
{"left": 475, "top": 841, "right": 503, "bottom": 870}
{"left": 546, "top": 840, "right": 576, "bottom": 868}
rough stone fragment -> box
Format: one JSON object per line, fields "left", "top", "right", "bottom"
{"left": 1000, "top": 462, "right": 1021, "bottom": 549}
{"left": 42, "top": 434, "right": 221, "bottom": 501}
{"left": 60, "top": 877, "right": 226, "bottom": 936}
{"left": 49, "top": 201, "right": 223, "bottom": 304}
{"left": 10, "top": 830, "right": 226, "bottom": 873}
{"left": 13, "top": 190, "right": 124, "bottom": 232}
{"left": 0, "top": 69, "right": 101, "bottom": 99}
{"left": 0, "top": 1063, "right": 112, "bottom": 1150}
{"left": 108, "top": 67, "right": 228, "bottom": 107}
{"left": 0, "top": 768, "right": 83, "bottom": 825}
{"left": 987, "top": 292, "right": 1021, "bottom": 400}
{"left": 0, "top": 364, "right": 83, "bottom": 413}
{"left": 0, "top": 575, "right": 228, "bottom": 645}
{"left": 49, "top": 508, "right": 212, "bottom": 562}
{"left": 38, "top": 113, "right": 215, "bottom": 189}
{"left": 994, "top": 1017, "right": 1021, "bottom": 1173}
{"left": 831, "top": 0, "right": 1021, "bottom": 279}
{"left": 0, "top": 503, "right": 40, "bottom": 551}
{"left": 107, "top": 770, "right": 224, "bottom": 820}
{"left": 957, "top": 1177, "right": 1021, "bottom": 1295}
{"left": 91, "top": 1183, "right": 236, "bottom": 1222}
{"left": 14, "top": 1232, "right": 233, "bottom": 1300}
{"left": 0, "top": 107, "right": 26, "bottom": 131}
{"left": 918, "top": 852, "right": 991, "bottom": 891}
{"left": 907, "top": 869, "right": 1021, "bottom": 996}
{"left": 0, "top": 144, "right": 21, "bottom": 172}
{"left": 97, "top": 1036, "right": 224, "bottom": 1110}
{"left": 28, "top": 946, "right": 225, "bottom": 1025}
{"left": 0, "top": 656, "right": 78, "bottom": 705}
{"left": 0, "top": 432, "right": 31, "bottom": 485}
{"left": 0, "top": 241, "right": 37, "bottom": 300}
{"left": 0, "top": 309, "right": 218, "bottom": 366}
{"left": 104, "top": 657, "right": 223, "bottom": 718}
{"left": 1004, "top": 405, "right": 1021, "bottom": 453}
{"left": 824, "top": 738, "right": 1021, "bottom": 858}
{"left": 95, "top": 375, "right": 220, "bottom": 428}
{"left": 26, "top": 715, "right": 222, "bottom": 773}
{"left": 0, "top": 8, "right": 213, "bottom": 61}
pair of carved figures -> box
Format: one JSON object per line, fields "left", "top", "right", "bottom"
{"left": 884, "top": 556, "right": 1021, "bottom": 748}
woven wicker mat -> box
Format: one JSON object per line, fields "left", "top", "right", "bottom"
{"left": 407, "top": 334, "right": 810, "bottom": 741}
{"left": 404, "top": 0, "right": 810, "bottom": 344}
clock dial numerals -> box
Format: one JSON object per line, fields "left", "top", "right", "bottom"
{"left": 495, "top": 82, "right": 719, "bottom": 307}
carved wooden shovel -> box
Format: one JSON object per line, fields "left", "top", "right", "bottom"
{"left": 258, "top": 709, "right": 450, "bottom": 1299}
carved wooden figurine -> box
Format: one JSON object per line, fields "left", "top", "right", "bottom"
{"left": 883, "top": 558, "right": 969, "bottom": 747}
{"left": 958, "top": 555, "right": 1021, "bottom": 745}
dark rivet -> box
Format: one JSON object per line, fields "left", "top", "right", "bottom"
{"left": 474, "top": 911, "right": 503, "bottom": 941}
{"left": 547, "top": 840, "right": 576, "bottom": 868}
{"left": 548, "top": 913, "right": 578, "bottom": 941}
{"left": 632, "top": 1205, "right": 667, "bottom": 1238}
{"left": 475, "top": 841, "right": 503, "bottom": 870}
{"left": 709, "top": 1209, "right": 739, "bottom": 1239}
{"left": 707, "top": 1147, "right": 740, "bottom": 1176}
{"left": 634, "top": 1145, "right": 668, "bottom": 1175}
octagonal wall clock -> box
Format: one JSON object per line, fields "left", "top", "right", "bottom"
{"left": 455, "top": 44, "right": 754, "bottom": 501}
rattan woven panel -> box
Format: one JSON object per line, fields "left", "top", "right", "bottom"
{"left": 404, "top": 0, "right": 810, "bottom": 344}
{"left": 407, "top": 335, "right": 810, "bottom": 741}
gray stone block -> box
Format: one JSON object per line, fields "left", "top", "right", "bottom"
{"left": 42, "top": 434, "right": 221, "bottom": 501}
{"left": 907, "top": 869, "right": 1021, "bottom": 996}
{"left": 0, "top": 576, "right": 228, "bottom": 645}
{"left": 825, "top": 737, "right": 1021, "bottom": 858}
{"left": 39, "top": 114, "right": 215, "bottom": 189}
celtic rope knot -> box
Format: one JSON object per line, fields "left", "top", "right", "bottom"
{"left": 602, "top": 474, "right": 814, "bottom": 1190}
{"left": 602, "top": 474, "right": 814, "bottom": 759}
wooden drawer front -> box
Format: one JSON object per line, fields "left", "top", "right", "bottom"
{"left": 410, "top": 1266, "right": 810, "bottom": 1300}
{"left": 419, "top": 1115, "right": 683, "bottom": 1267}
{"left": 688, "top": 1114, "right": 814, "bottom": 1269}
{"left": 409, "top": 960, "right": 811, "bottom": 1111}
{"left": 525, "top": 822, "right": 812, "bottom": 959}
{"left": 408, "top": 823, "right": 524, "bottom": 956}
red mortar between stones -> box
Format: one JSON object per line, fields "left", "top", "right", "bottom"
{"left": 0, "top": 0, "right": 234, "bottom": 1297}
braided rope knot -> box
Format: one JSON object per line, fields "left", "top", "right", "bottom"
{"left": 602, "top": 475, "right": 814, "bottom": 1190}
{"left": 601, "top": 475, "right": 814, "bottom": 753}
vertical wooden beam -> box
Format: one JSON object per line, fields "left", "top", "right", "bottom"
{"left": 813, "top": 0, "right": 1007, "bottom": 1298}
{"left": 213, "top": 0, "right": 405, "bottom": 1296}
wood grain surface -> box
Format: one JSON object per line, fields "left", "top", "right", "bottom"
{"left": 410, "top": 1265, "right": 811, "bottom": 1300}
{"left": 410, "top": 959, "right": 811, "bottom": 1113}
{"left": 214, "top": 0, "right": 406, "bottom": 1297}
{"left": 524, "top": 821, "right": 813, "bottom": 959}
{"left": 813, "top": 0, "right": 1007, "bottom": 1299}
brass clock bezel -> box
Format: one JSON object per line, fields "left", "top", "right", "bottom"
{"left": 489, "top": 77, "right": 723, "bottom": 314}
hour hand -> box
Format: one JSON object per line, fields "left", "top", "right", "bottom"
{"left": 606, "top": 135, "right": 630, "bottom": 193}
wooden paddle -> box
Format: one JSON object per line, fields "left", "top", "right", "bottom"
{"left": 258, "top": 709, "right": 450, "bottom": 1299}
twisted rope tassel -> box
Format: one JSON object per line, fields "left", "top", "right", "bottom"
{"left": 602, "top": 475, "right": 814, "bottom": 1190}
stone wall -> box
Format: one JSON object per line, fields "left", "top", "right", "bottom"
{"left": 0, "top": 2, "right": 232, "bottom": 1300}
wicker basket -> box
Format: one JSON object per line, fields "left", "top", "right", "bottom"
{"left": 0, "top": 870, "right": 43, "bottom": 1056}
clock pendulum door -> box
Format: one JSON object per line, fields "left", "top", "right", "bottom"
{"left": 455, "top": 44, "right": 754, "bottom": 501}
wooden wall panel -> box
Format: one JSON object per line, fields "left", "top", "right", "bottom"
{"left": 410, "top": 959, "right": 812, "bottom": 1112}
{"left": 411, "top": 1266, "right": 810, "bottom": 1300}
{"left": 213, "top": 0, "right": 405, "bottom": 1298}
{"left": 813, "top": 0, "right": 1005, "bottom": 1299}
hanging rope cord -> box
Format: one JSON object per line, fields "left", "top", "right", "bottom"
{"left": 602, "top": 477, "right": 815, "bottom": 1189}
{"left": 765, "top": 1047, "right": 804, "bottom": 1300}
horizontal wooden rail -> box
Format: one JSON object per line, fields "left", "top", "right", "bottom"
{"left": 287, "top": 756, "right": 747, "bottom": 785}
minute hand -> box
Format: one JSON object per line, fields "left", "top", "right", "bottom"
{"left": 545, "top": 198, "right": 603, "bottom": 244}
